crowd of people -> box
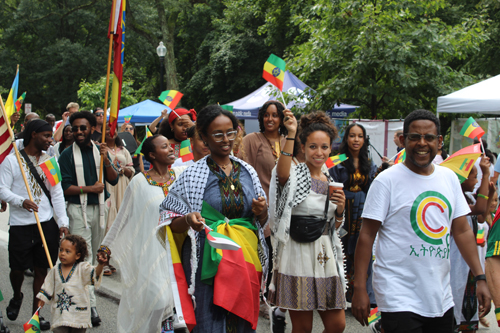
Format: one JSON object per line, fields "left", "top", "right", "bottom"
{"left": 0, "top": 102, "right": 499, "bottom": 333}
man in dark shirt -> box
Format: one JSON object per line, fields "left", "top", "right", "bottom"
{"left": 58, "top": 111, "right": 118, "bottom": 326}
{"left": 91, "top": 108, "right": 104, "bottom": 142}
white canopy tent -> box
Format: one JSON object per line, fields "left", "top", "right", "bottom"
{"left": 437, "top": 74, "right": 500, "bottom": 114}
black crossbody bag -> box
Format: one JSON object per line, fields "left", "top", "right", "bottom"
{"left": 289, "top": 192, "right": 329, "bottom": 243}
{"left": 19, "top": 149, "right": 53, "bottom": 207}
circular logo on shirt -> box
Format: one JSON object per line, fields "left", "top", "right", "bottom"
{"left": 272, "top": 67, "right": 281, "bottom": 77}
{"left": 410, "top": 191, "right": 451, "bottom": 245}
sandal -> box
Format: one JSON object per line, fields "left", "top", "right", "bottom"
{"left": 103, "top": 266, "right": 112, "bottom": 276}
{"left": 6, "top": 293, "right": 23, "bottom": 320}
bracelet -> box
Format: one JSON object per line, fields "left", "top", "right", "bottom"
{"left": 335, "top": 209, "right": 344, "bottom": 217}
{"left": 79, "top": 186, "right": 83, "bottom": 194}
{"left": 281, "top": 151, "right": 292, "bottom": 157}
{"left": 184, "top": 214, "right": 190, "bottom": 227}
{"left": 104, "top": 161, "right": 112, "bottom": 168}
{"left": 286, "top": 138, "right": 295, "bottom": 141}
{"left": 477, "top": 194, "right": 489, "bottom": 200}
{"left": 474, "top": 274, "right": 487, "bottom": 282}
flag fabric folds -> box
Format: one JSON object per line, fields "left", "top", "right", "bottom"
{"left": 23, "top": 309, "right": 40, "bottom": 333}
{"left": 440, "top": 143, "right": 481, "bottom": 183}
{"left": 134, "top": 127, "right": 152, "bottom": 156}
{"left": 263, "top": 54, "right": 286, "bottom": 91}
{"left": 39, "top": 156, "right": 62, "bottom": 186}
{"left": 4, "top": 68, "right": 19, "bottom": 121}
{"left": 200, "top": 201, "right": 262, "bottom": 330}
{"left": 109, "top": 0, "right": 126, "bottom": 137}
{"left": 159, "top": 90, "right": 183, "bottom": 109}
{"left": 0, "top": 111, "right": 13, "bottom": 165}
{"left": 179, "top": 140, "right": 194, "bottom": 162}
{"left": 205, "top": 225, "right": 241, "bottom": 251}
{"left": 393, "top": 149, "right": 406, "bottom": 164}
{"left": 460, "top": 117, "right": 485, "bottom": 139}
{"left": 325, "top": 154, "right": 348, "bottom": 169}
{"left": 368, "top": 307, "right": 380, "bottom": 324}
{"left": 220, "top": 105, "right": 233, "bottom": 112}
{"left": 15, "top": 92, "right": 26, "bottom": 112}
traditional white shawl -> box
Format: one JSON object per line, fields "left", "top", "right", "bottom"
{"left": 72, "top": 142, "right": 105, "bottom": 228}
{"left": 101, "top": 168, "right": 184, "bottom": 333}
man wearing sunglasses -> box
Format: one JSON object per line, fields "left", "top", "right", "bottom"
{"left": 58, "top": 111, "right": 118, "bottom": 326}
{"left": 352, "top": 109, "right": 491, "bottom": 333}
{"left": 91, "top": 107, "right": 105, "bottom": 142}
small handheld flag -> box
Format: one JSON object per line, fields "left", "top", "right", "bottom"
{"left": 204, "top": 224, "right": 241, "bottom": 251}
{"left": 477, "top": 228, "right": 485, "bottom": 245}
{"left": 368, "top": 307, "right": 380, "bottom": 324}
{"left": 325, "top": 154, "right": 348, "bottom": 169}
{"left": 263, "top": 54, "right": 286, "bottom": 91}
{"left": 460, "top": 117, "right": 485, "bottom": 139}
{"left": 393, "top": 149, "right": 406, "bottom": 164}
{"left": 124, "top": 115, "right": 132, "bottom": 123}
{"left": 134, "top": 127, "right": 153, "bottom": 156}
{"left": 221, "top": 105, "right": 233, "bottom": 112}
{"left": 159, "top": 90, "right": 183, "bottom": 109}
{"left": 39, "top": 156, "right": 62, "bottom": 186}
{"left": 179, "top": 140, "right": 194, "bottom": 162}
{"left": 15, "top": 92, "right": 26, "bottom": 112}
{"left": 440, "top": 144, "right": 481, "bottom": 183}
{"left": 23, "top": 308, "right": 41, "bottom": 333}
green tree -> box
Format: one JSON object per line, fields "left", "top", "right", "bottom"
{"left": 77, "top": 76, "right": 139, "bottom": 110}
{"left": 289, "top": 0, "right": 489, "bottom": 119}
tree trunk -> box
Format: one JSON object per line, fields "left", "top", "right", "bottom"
{"left": 156, "top": 0, "right": 179, "bottom": 91}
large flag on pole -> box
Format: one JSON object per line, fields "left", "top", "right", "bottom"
{"left": 109, "top": 0, "right": 126, "bottom": 137}
{"left": 4, "top": 67, "right": 19, "bottom": 121}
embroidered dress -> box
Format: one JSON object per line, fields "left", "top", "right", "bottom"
{"left": 269, "top": 172, "right": 346, "bottom": 310}
{"left": 100, "top": 167, "right": 185, "bottom": 333}
{"left": 37, "top": 262, "right": 103, "bottom": 330}
{"left": 171, "top": 142, "right": 181, "bottom": 160}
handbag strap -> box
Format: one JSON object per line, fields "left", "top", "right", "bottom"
{"left": 19, "top": 149, "right": 53, "bottom": 207}
{"left": 323, "top": 171, "right": 331, "bottom": 220}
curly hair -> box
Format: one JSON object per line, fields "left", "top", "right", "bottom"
{"left": 62, "top": 234, "right": 88, "bottom": 264}
{"left": 258, "top": 101, "right": 288, "bottom": 136}
{"left": 338, "top": 123, "right": 371, "bottom": 176}
{"left": 141, "top": 134, "right": 163, "bottom": 164}
{"left": 196, "top": 104, "right": 239, "bottom": 138}
{"left": 299, "top": 111, "right": 338, "bottom": 146}
{"left": 403, "top": 109, "right": 440, "bottom": 136}
{"left": 69, "top": 111, "right": 96, "bottom": 128}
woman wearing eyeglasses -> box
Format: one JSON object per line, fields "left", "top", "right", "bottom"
{"left": 329, "top": 123, "right": 377, "bottom": 304}
{"left": 157, "top": 105, "right": 269, "bottom": 332}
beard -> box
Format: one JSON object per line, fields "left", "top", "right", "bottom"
{"left": 75, "top": 133, "right": 92, "bottom": 148}
{"left": 407, "top": 151, "right": 436, "bottom": 169}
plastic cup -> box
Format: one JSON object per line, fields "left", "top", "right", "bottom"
{"left": 329, "top": 181, "right": 344, "bottom": 197}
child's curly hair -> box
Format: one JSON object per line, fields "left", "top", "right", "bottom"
{"left": 62, "top": 235, "right": 88, "bottom": 264}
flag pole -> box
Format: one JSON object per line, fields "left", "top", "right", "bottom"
{"left": 278, "top": 88, "right": 287, "bottom": 108}
{"left": 0, "top": 94, "right": 53, "bottom": 269}
{"left": 480, "top": 137, "right": 486, "bottom": 154}
{"left": 99, "top": 0, "right": 117, "bottom": 183}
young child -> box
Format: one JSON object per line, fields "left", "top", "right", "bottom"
{"left": 37, "top": 235, "right": 107, "bottom": 333}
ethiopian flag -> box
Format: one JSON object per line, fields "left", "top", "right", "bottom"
{"left": 460, "top": 117, "right": 485, "bottom": 139}
{"left": 394, "top": 149, "right": 406, "bottom": 164}
{"left": 15, "top": 92, "right": 26, "bottom": 112}
{"left": 23, "top": 309, "right": 40, "bottom": 333}
{"left": 368, "top": 307, "right": 380, "bottom": 324}
{"left": 134, "top": 127, "right": 153, "bottom": 156}
{"left": 325, "top": 154, "right": 348, "bottom": 169}
{"left": 180, "top": 140, "right": 194, "bottom": 162}
{"left": 477, "top": 229, "right": 485, "bottom": 245}
{"left": 263, "top": 54, "right": 286, "bottom": 91}
{"left": 159, "top": 90, "right": 183, "bottom": 109}
{"left": 221, "top": 104, "right": 233, "bottom": 112}
{"left": 4, "top": 67, "right": 19, "bottom": 121}
{"left": 39, "top": 156, "right": 61, "bottom": 186}
{"left": 440, "top": 143, "right": 481, "bottom": 183}
{"left": 200, "top": 201, "right": 261, "bottom": 329}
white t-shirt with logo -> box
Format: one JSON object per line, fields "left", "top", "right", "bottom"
{"left": 362, "top": 163, "right": 470, "bottom": 317}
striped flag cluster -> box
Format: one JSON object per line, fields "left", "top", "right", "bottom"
{"left": 0, "top": 111, "right": 13, "bottom": 164}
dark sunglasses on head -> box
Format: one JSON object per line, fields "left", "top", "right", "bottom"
{"left": 95, "top": 112, "right": 104, "bottom": 116}
{"left": 72, "top": 125, "right": 88, "bottom": 132}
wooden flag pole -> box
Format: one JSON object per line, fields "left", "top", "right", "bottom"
{"left": 0, "top": 92, "right": 53, "bottom": 269}
{"left": 99, "top": 0, "right": 117, "bottom": 183}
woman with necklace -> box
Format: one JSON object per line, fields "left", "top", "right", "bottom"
{"left": 99, "top": 135, "right": 186, "bottom": 332}
{"left": 329, "top": 123, "right": 377, "bottom": 304}
{"left": 269, "top": 110, "right": 346, "bottom": 333}
{"left": 158, "top": 108, "right": 196, "bottom": 159}
{"left": 157, "top": 105, "right": 269, "bottom": 332}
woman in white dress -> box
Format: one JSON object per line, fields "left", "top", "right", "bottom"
{"left": 269, "top": 110, "right": 346, "bottom": 333}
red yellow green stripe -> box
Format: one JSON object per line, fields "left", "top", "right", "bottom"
{"left": 495, "top": 308, "right": 500, "bottom": 327}
{"left": 394, "top": 149, "right": 406, "bottom": 164}
{"left": 39, "top": 157, "right": 61, "bottom": 186}
{"left": 477, "top": 229, "right": 485, "bottom": 245}
{"left": 159, "top": 90, "right": 183, "bottom": 109}
{"left": 15, "top": 92, "right": 26, "bottom": 112}
{"left": 23, "top": 309, "right": 40, "bottom": 333}
{"left": 368, "top": 307, "right": 380, "bottom": 324}
{"left": 325, "top": 154, "right": 348, "bottom": 168}
{"left": 180, "top": 140, "right": 194, "bottom": 162}
{"left": 460, "top": 117, "right": 485, "bottom": 139}
{"left": 262, "top": 54, "right": 286, "bottom": 91}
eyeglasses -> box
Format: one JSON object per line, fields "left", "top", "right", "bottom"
{"left": 72, "top": 125, "right": 88, "bottom": 132}
{"left": 405, "top": 133, "right": 439, "bottom": 142}
{"left": 212, "top": 130, "right": 237, "bottom": 142}
{"left": 95, "top": 112, "right": 104, "bottom": 116}
{"left": 124, "top": 127, "right": 133, "bottom": 131}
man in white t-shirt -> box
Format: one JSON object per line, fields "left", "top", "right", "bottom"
{"left": 351, "top": 109, "right": 491, "bottom": 333}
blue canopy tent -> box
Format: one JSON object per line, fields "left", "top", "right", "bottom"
{"left": 115, "top": 99, "right": 167, "bottom": 125}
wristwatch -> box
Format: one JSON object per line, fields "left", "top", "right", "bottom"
{"left": 474, "top": 274, "right": 487, "bottom": 282}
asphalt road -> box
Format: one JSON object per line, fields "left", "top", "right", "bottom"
{"left": 0, "top": 206, "right": 496, "bottom": 332}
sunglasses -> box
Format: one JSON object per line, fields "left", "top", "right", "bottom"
{"left": 72, "top": 125, "right": 88, "bottom": 132}
{"left": 95, "top": 112, "right": 104, "bottom": 116}
{"left": 405, "top": 133, "right": 439, "bottom": 142}
{"left": 124, "top": 127, "right": 134, "bottom": 131}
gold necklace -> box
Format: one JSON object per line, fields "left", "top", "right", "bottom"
{"left": 220, "top": 162, "right": 231, "bottom": 170}
{"left": 155, "top": 169, "right": 168, "bottom": 180}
